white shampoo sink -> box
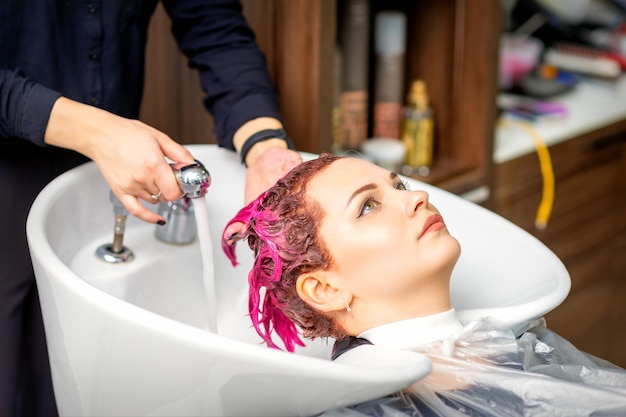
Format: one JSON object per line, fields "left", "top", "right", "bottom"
{"left": 26, "top": 145, "right": 570, "bottom": 416}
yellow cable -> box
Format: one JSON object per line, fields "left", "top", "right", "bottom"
{"left": 498, "top": 117, "right": 555, "bottom": 230}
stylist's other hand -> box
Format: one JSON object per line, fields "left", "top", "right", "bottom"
{"left": 244, "top": 146, "right": 302, "bottom": 205}
{"left": 45, "top": 97, "right": 195, "bottom": 224}
{"left": 223, "top": 146, "right": 302, "bottom": 245}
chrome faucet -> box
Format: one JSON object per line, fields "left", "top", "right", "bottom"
{"left": 155, "top": 160, "right": 211, "bottom": 245}
{"left": 170, "top": 159, "right": 212, "bottom": 198}
{"left": 95, "top": 191, "right": 135, "bottom": 263}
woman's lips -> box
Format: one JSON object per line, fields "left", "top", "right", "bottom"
{"left": 419, "top": 214, "right": 445, "bottom": 239}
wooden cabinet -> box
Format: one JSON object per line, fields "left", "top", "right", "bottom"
{"left": 488, "top": 123, "right": 626, "bottom": 367}
{"left": 140, "top": 0, "right": 502, "bottom": 195}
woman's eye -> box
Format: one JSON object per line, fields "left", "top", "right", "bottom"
{"left": 358, "top": 198, "right": 378, "bottom": 217}
{"left": 395, "top": 181, "right": 409, "bottom": 191}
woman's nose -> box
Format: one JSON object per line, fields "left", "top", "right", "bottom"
{"left": 405, "top": 190, "right": 429, "bottom": 217}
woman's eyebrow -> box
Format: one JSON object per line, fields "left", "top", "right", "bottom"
{"left": 346, "top": 172, "right": 399, "bottom": 207}
{"left": 347, "top": 183, "right": 377, "bottom": 207}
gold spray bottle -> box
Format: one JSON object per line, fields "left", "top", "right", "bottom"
{"left": 402, "top": 80, "right": 434, "bottom": 176}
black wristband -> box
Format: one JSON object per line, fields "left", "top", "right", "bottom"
{"left": 240, "top": 128, "right": 295, "bottom": 166}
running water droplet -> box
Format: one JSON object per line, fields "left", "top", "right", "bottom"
{"left": 192, "top": 198, "right": 218, "bottom": 333}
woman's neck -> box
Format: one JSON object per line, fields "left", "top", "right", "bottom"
{"left": 358, "top": 308, "right": 462, "bottom": 349}
{"left": 341, "top": 269, "right": 454, "bottom": 335}
{"left": 347, "top": 283, "right": 452, "bottom": 336}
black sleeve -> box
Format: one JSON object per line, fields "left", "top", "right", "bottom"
{"left": 0, "top": 68, "right": 61, "bottom": 145}
{"left": 162, "top": 0, "right": 283, "bottom": 150}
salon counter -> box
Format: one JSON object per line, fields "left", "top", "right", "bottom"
{"left": 494, "top": 75, "right": 626, "bottom": 164}
{"left": 488, "top": 76, "right": 626, "bottom": 368}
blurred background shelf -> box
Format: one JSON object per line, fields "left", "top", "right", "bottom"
{"left": 139, "top": 0, "right": 502, "bottom": 196}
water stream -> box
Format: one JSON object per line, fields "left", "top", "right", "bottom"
{"left": 192, "top": 197, "right": 218, "bottom": 333}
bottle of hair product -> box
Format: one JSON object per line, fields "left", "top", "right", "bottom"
{"left": 402, "top": 80, "right": 434, "bottom": 176}
{"left": 373, "top": 11, "right": 407, "bottom": 140}
{"left": 332, "top": 45, "right": 343, "bottom": 154}
{"left": 337, "top": 0, "right": 370, "bottom": 151}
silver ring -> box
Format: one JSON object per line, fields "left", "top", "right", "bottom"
{"left": 151, "top": 190, "right": 162, "bottom": 200}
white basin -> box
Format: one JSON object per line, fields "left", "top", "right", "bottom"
{"left": 26, "top": 145, "right": 571, "bottom": 416}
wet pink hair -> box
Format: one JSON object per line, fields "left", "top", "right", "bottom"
{"left": 222, "top": 153, "right": 348, "bottom": 352}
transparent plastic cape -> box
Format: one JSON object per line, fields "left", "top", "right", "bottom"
{"left": 319, "top": 318, "right": 626, "bottom": 417}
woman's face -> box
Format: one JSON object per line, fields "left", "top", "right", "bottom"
{"left": 307, "top": 157, "right": 461, "bottom": 319}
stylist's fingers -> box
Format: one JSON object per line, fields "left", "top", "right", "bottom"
{"left": 105, "top": 123, "right": 187, "bottom": 203}
{"left": 150, "top": 130, "right": 196, "bottom": 202}
{"left": 223, "top": 221, "right": 245, "bottom": 245}
{"left": 117, "top": 193, "right": 165, "bottom": 224}
{"left": 151, "top": 159, "right": 184, "bottom": 203}
{"left": 244, "top": 147, "right": 302, "bottom": 205}
{"left": 156, "top": 132, "right": 195, "bottom": 165}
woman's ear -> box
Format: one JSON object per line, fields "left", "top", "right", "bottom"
{"left": 296, "top": 272, "right": 347, "bottom": 313}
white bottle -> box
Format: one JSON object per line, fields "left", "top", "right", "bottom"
{"left": 373, "top": 11, "right": 407, "bottom": 140}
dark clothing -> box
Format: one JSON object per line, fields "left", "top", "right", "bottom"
{"left": 0, "top": 0, "right": 281, "bottom": 148}
{"left": 331, "top": 336, "right": 373, "bottom": 361}
{"left": 0, "top": 1, "right": 281, "bottom": 416}
{"left": 0, "top": 148, "right": 88, "bottom": 417}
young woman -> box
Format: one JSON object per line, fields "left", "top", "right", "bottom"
{"left": 223, "top": 153, "right": 626, "bottom": 416}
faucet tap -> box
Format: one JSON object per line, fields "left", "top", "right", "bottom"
{"left": 95, "top": 190, "right": 135, "bottom": 263}
{"left": 155, "top": 160, "right": 211, "bottom": 245}
{"left": 171, "top": 160, "right": 211, "bottom": 199}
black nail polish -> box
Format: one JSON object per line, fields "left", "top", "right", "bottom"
{"left": 157, "top": 220, "right": 166, "bottom": 226}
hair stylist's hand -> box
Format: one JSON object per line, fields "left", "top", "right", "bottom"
{"left": 244, "top": 146, "right": 302, "bottom": 205}
{"left": 223, "top": 145, "right": 302, "bottom": 244}
{"left": 45, "top": 97, "right": 195, "bottom": 224}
